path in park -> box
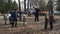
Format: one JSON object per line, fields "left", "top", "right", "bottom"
{"left": 0, "top": 16, "right": 60, "bottom": 34}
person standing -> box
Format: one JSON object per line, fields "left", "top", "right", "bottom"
{"left": 22, "top": 14, "right": 27, "bottom": 26}
{"left": 4, "top": 14, "right": 7, "bottom": 25}
{"left": 33, "top": 6, "right": 40, "bottom": 23}
{"left": 49, "top": 14, "right": 53, "bottom": 30}
{"left": 44, "top": 15, "right": 48, "bottom": 30}
{"left": 10, "top": 10, "right": 18, "bottom": 27}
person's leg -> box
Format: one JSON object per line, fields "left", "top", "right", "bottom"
{"left": 45, "top": 22, "right": 48, "bottom": 29}
{"left": 9, "top": 18, "right": 11, "bottom": 24}
{"left": 35, "top": 16, "right": 36, "bottom": 22}
{"left": 37, "top": 16, "right": 39, "bottom": 22}
{"left": 5, "top": 20, "right": 7, "bottom": 25}
{"left": 50, "top": 21, "right": 53, "bottom": 30}
{"left": 9, "top": 20, "right": 12, "bottom": 25}
{"left": 12, "top": 21, "right": 14, "bottom": 27}
{"left": 15, "top": 21, "right": 17, "bottom": 27}
{"left": 23, "top": 22, "right": 25, "bottom": 26}
{"left": 4, "top": 19, "right": 7, "bottom": 25}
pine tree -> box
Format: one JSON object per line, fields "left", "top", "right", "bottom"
{"left": 39, "top": 0, "right": 46, "bottom": 11}
{"left": 0, "top": 0, "right": 7, "bottom": 14}
{"left": 0, "top": 0, "right": 4, "bottom": 13}
{"left": 11, "top": 1, "right": 18, "bottom": 10}
{"left": 5, "top": 0, "right": 12, "bottom": 13}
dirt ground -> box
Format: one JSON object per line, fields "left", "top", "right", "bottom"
{"left": 0, "top": 16, "right": 60, "bottom": 34}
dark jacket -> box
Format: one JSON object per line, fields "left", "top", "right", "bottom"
{"left": 34, "top": 8, "right": 40, "bottom": 16}
{"left": 45, "top": 16, "right": 48, "bottom": 22}
{"left": 49, "top": 15, "right": 53, "bottom": 22}
{"left": 10, "top": 11, "right": 17, "bottom": 21}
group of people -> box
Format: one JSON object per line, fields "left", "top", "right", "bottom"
{"left": 3, "top": 6, "right": 54, "bottom": 30}
{"left": 4, "top": 9, "right": 18, "bottom": 27}
{"left": 33, "top": 6, "right": 54, "bottom": 30}
{"left": 45, "top": 14, "right": 54, "bottom": 30}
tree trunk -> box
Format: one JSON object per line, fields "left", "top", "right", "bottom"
{"left": 24, "top": 0, "right": 26, "bottom": 14}
{"left": 27, "top": 0, "right": 29, "bottom": 10}
{"left": 18, "top": 0, "right": 21, "bottom": 21}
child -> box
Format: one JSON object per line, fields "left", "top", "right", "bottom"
{"left": 4, "top": 14, "right": 8, "bottom": 25}
{"left": 44, "top": 15, "right": 48, "bottom": 30}
{"left": 22, "top": 14, "right": 27, "bottom": 26}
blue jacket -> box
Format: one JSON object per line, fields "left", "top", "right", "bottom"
{"left": 10, "top": 11, "right": 17, "bottom": 21}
